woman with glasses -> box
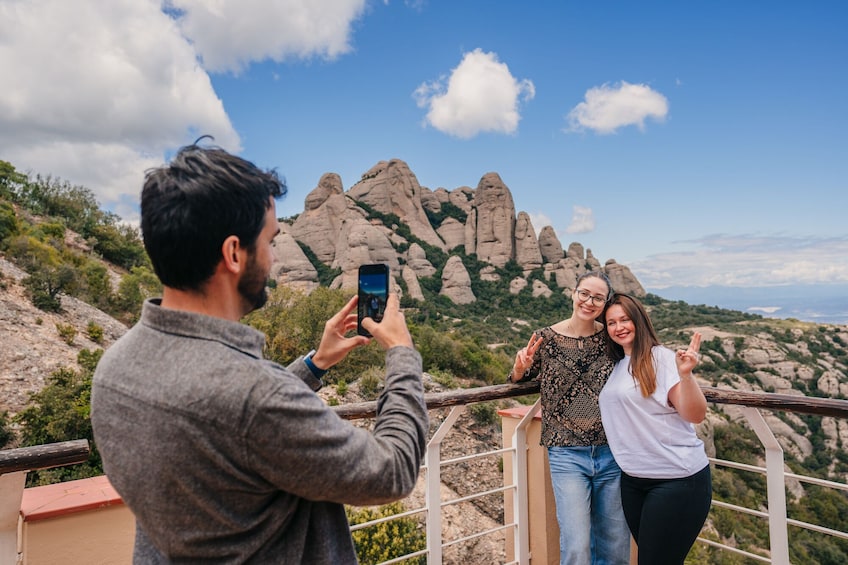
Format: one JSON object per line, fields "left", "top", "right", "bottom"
{"left": 509, "top": 271, "right": 630, "bottom": 565}
{"left": 600, "top": 293, "right": 710, "bottom": 564}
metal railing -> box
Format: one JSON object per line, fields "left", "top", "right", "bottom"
{"left": 5, "top": 384, "right": 848, "bottom": 564}
{"left": 336, "top": 383, "right": 848, "bottom": 565}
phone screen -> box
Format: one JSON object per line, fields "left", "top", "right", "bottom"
{"left": 357, "top": 264, "right": 389, "bottom": 337}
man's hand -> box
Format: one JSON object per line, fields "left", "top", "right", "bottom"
{"left": 310, "top": 295, "right": 371, "bottom": 370}
{"left": 361, "top": 293, "right": 413, "bottom": 350}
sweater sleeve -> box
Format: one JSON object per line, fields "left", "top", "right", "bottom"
{"left": 246, "top": 346, "right": 428, "bottom": 506}
{"left": 285, "top": 355, "right": 323, "bottom": 391}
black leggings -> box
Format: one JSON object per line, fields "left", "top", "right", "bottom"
{"left": 621, "top": 464, "right": 712, "bottom": 565}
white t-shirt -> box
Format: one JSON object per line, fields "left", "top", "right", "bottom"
{"left": 599, "top": 346, "right": 708, "bottom": 479}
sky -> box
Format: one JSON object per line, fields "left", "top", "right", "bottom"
{"left": 1, "top": 0, "right": 847, "bottom": 293}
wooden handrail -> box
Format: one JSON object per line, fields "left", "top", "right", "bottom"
{"left": 0, "top": 439, "right": 90, "bottom": 475}
{"left": 333, "top": 382, "right": 848, "bottom": 420}
{"left": 702, "top": 388, "right": 848, "bottom": 418}
{"left": 334, "top": 380, "right": 540, "bottom": 420}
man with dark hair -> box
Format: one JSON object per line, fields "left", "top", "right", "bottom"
{"left": 91, "top": 142, "right": 428, "bottom": 564}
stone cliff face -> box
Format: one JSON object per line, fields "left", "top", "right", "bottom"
{"left": 274, "top": 158, "right": 646, "bottom": 303}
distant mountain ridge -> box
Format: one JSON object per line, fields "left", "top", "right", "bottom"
{"left": 268, "top": 158, "right": 646, "bottom": 300}
{"left": 654, "top": 284, "right": 848, "bottom": 325}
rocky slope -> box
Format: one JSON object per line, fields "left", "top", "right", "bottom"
{"left": 0, "top": 257, "right": 128, "bottom": 417}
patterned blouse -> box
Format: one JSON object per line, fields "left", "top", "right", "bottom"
{"left": 515, "top": 326, "right": 615, "bottom": 447}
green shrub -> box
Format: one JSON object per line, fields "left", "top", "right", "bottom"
{"left": 346, "top": 501, "right": 426, "bottom": 564}
{"left": 336, "top": 380, "right": 348, "bottom": 396}
{"left": 56, "top": 323, "right": 77, "bottom": 345}
{"left": 469, "top": 401, "right": 498, "bottom": 426}
{"left": 0, "top": 411, "right": 14, "bottom": 449}
{"left": 77, "top": 348, "right": 104, "bottom": 374}
{"left": 428, "top": 368, "right": 457, "bottom": 389}
{"left": 86, "top": 321, "right": 104, "bottom": 344}
{"left": 0, "top": 200, "right": 19, "bottom": 242}
{"left": 358, "top": 367, "right": 383, "bottom": 400}
{"left": 14, "top": 363, "right": 100, "bottom": 486}
{"left": 113, "top": 266, "right": 162, "bottom": 323}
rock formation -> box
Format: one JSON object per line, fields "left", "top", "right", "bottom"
{"left": 289, "top": 173, "right": 364, "bottom": 266}
{"left": 514, "top": 212, "right": 543, "bottom": 271}
{"left": 329, "top": 217, "right": 400, "bottom": 291}
{"left": 402, "top": 266, "right": 425, "bottom": 301}
{"left": 440, "top": 256, "right": 475, "bottom": 304}
{"left": 604, "top": 259, "right": 646, "bottom": 296}
{"left": 538, "top": 226, "right": 564, "bottom": 264}
{"left": 466, "top": 173, "right": 515, "bottom": 268}
{"left": 270, "top": 226, "right": 319, "bottom": 293}
{"left": 436, "top": 217, "right": 465, "bottom": 251}
{"left": 274, "top": 157, "right": 646, "bottom": 304}
{"left": 348, "top": 159, "right": 445, "bottom": 250}
{"left": 405, "top": 243, "right": 436, "bottom": 277}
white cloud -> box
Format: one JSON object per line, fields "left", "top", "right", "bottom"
{"left": 414, "top": 48, "right": 535, "bottom": 139}
{"left": 0, "top": 0, "right": 370, "bottom": 216}
{"left": 564, "top": 205, "right": 595, "bottom": 234}
{"left": 0, "top": 0, "right": 240, "bottom": 211}
{"left": 168, "top": 0, "right": 368, "bottom": 74}
{"left": 565, "top": 81, "right": 668, "bottom": 134}
{"left": 630, "top": 234, "right": 848, "bottom": 288}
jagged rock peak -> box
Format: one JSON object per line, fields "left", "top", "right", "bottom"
{"left": 604, "top": 259, "right": 646, "bottom": 297}
{"left": 305, "top": 173, "right": 344, "bottom": 211}
{"left": 275, "top": 158, "right": 648, "bottom": 300}
{"left": 565, "top": 241, "right": 584, "bottom": 261}
{"left": 347, "top": 159, "right": 446, "bottom": 250}
{"left": 514, "top": 212, "right": 543, "bottom": 270}
{"left": 538, "top": 226, "right": 564, "bottom": 263}
{"left": 290, "top": 177, "right": 365, "bottom": 266}
{"left": 469, "top": 173, "right": 515, "bottom": 268}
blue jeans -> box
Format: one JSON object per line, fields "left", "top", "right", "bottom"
{"left": 548, "top": 445, "right": 630, "bottom": 565}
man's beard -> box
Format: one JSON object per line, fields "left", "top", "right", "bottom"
{"left": 238, "top": 251, "right": 269, "bottom": 313}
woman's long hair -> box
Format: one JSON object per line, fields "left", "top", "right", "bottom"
{"left": 605, "top": 293, "right": 661, "bottom": 397}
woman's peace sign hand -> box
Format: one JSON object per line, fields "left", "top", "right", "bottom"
{"left": 676, "top": 331, "right": 702, "bottom": 376}
{"left": 513, "top": 332, "right": 543, "bottom": 380}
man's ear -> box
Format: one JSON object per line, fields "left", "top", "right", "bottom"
{"left": 220, "top": 235, "right": 243, "bottom": 274}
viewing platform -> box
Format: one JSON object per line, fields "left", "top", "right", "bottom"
{"left": 3, "top": 382, "right": 848, "bottom": 564}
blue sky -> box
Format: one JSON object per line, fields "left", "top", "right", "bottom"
{"left": 1, "top": 0, "right": 846, "bottom": 292}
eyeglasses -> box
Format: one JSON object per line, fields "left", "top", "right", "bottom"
{"left": 575, "top": 288, "right": 607, "bottom": 307}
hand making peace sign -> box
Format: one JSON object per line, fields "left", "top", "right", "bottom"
{"left": 512, "top": 332, "right": 543, "bottom": 382}
{"left": 675, "top": 331, "right": 702, "bottom": 376}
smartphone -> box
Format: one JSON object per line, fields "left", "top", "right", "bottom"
{"left": 357, "top": 263, "right": 390, "bottom": 337}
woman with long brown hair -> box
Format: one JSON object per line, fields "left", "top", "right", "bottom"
{"left": 600, "top": 293, "right": 711, "bottom": 564}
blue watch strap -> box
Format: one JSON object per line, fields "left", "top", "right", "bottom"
{"left": 304, "top": 349, "right": 328, "bottom": 378}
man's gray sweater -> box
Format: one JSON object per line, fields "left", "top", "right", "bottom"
{"left": 91, "top": 299, "right": 428, "bottom": 564}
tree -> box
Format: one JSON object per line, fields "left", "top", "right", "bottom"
{"left": 113, "top": 265, "right": 162, "bottom": 323}
{"left": 13, "top": 349, "right": 104, "bottom": 486}
{"left": 5, "top": 235, "right": 77, "bottom": 312}
{"left": 0, "top": 201, "right": 19, "bottom": 242}
{"left": 0, "top": 160, "right": 27, "bottom": 201}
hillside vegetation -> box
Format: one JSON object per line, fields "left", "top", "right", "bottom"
{"left": 2, "top": 160, "right": 848, "bottom": 563}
